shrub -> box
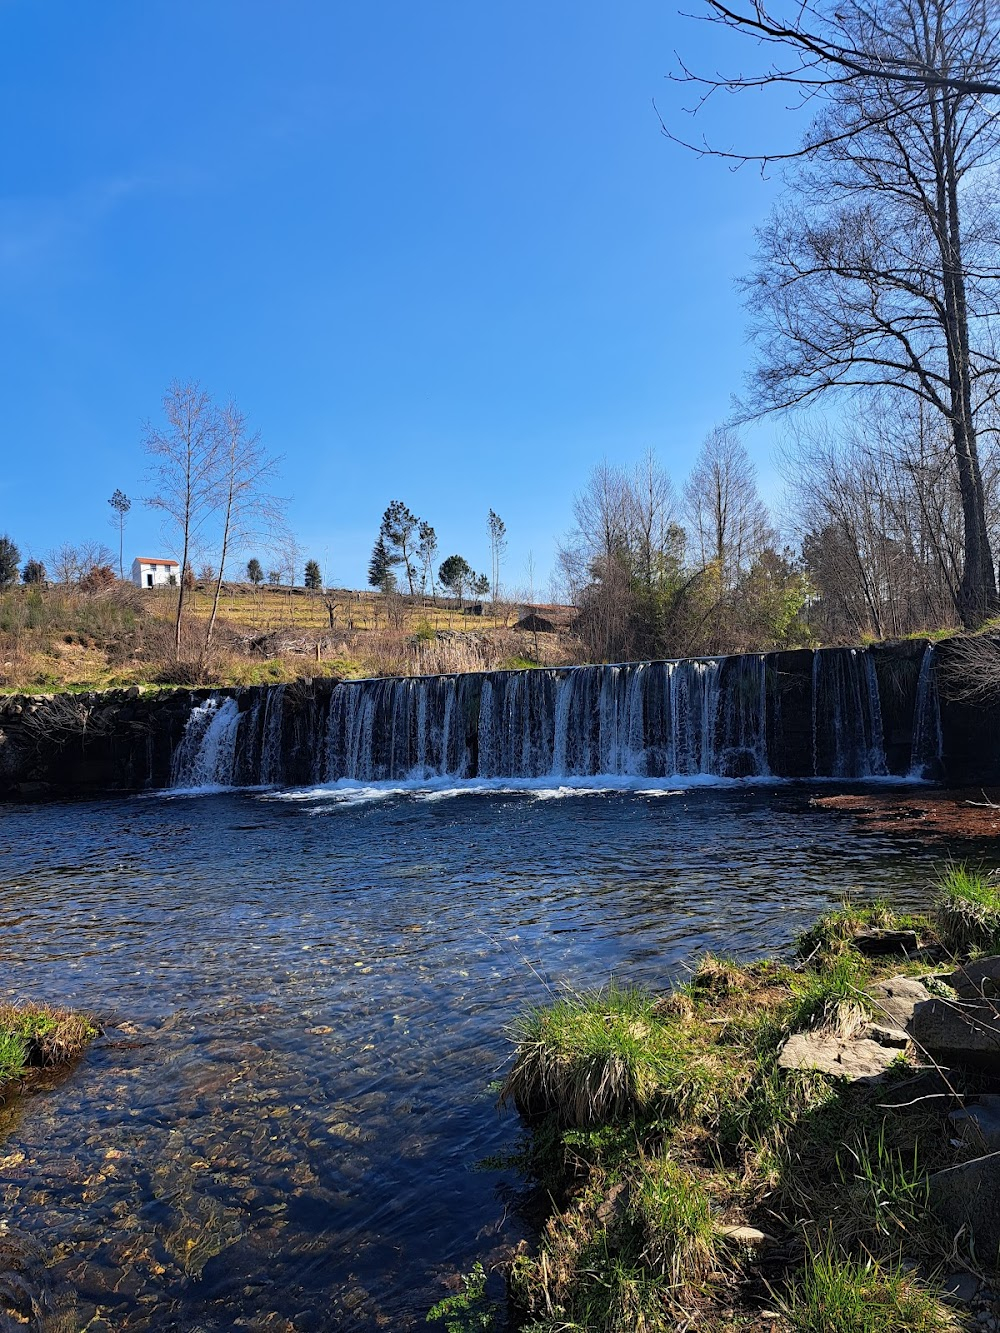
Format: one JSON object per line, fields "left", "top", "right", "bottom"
{"left": 934, "top": 862, "right": 1000, "bottom": 956}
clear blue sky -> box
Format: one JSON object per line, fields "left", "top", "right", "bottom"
{"left": 1, "top": 1, "right": 804, "bottom": 592}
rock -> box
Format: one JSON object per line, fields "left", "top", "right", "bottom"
{"left": 949, "top": 1097, "right": 1000, "bottom": 1154}
{"left": 929, "top": 1152, "right": 1000, "bottom": 1266}
{"left": 943, "top": 956, "right": 1000, "bottom": 999}
{"left": 853, "top": 929, "right": 920, "bottom": 956}
{"left": 777, "top": 1031, "right": 902, "bottom": 1082}
{"left": 877, "top": 1068, "right": 963, "bottom": 1112}
{"left": 717, "top": 1224, "right": 774, "bottom": 1245}
{"left": 868, "top": 976, "right": 931, "bottom": 1030}
{"left": 908, "top": 998, "right": 1000, "bottom": 1070}
{"left": 940, "top": 1272, "right": 979, "bottom": 1304}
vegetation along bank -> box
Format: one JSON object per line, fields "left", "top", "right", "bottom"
{"left": 433, "top": 868, "right": 1000, "bottom": 1332}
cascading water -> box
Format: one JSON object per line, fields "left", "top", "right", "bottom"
{"left": 169, "top": 696, "right": 243, "bottom": 788}
{"left": 168, "top": 644, "right": 934, "bottom": 790}
{"left": 812, "top": 648, "right": 888, "bottom": 778}
{"left": 909, "top": 644, "right": 944, "bottom": 779}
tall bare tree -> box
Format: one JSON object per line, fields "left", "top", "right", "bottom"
{"left": 145, "top": 382, "right": 220, "bottom": 660}
{"left": 684, "top": 428, "right": 771, "bottom": 584}
{"left": 672, "top": 0, "right": 1000, "bottom": 625}
{"left": 201, "top": 401, "right": 285, "bottom": 665}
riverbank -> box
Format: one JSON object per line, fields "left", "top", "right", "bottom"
{"left": 452, "top": 875, "right": 1000, "bottom": 1332}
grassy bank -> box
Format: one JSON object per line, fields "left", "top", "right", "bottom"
{"left": 435, "top": 871, "right": 1000, "bottom": 1332}
{"left": 0, "top": 1004, "right": 97, "bottom": 1095}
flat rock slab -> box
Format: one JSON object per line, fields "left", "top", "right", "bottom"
{"left": 908, "top": 998, "right": 1000, "bottom": 1071}
{"left": 777, "top": 1031, "right": 901, "bottom": 1082}
{"left": 943, "top": 956, "right": 1000, "bottom": 999}
{"left": 929, "top": 1152, "right": 1000, "bottom": 1267}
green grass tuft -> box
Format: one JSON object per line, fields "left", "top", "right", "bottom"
{"left": 498, "top": 982, "right": 724, "bottom": 1130}
{"left": 779, "top": 1246, "right": 958, "bottom": 1332}
{"left": 934, "top": 862, "right": 1000, "bottom": 956}
{"left": 630, "top": 1155, "right": 718, "bottom": 1297}
{"left": 787, "top": 955, "right": 874, "bottom": 1036}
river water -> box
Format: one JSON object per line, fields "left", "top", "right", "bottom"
{"left": 0, "top": 781, "right": 959, "bottom": 1330}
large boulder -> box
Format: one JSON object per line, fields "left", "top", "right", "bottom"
{"left": 928, "top": 1152, "right": 1000, "bottom": 1267}
{"left": 907, "top": 997, "right": 1000, "bottom": 1071}
{"left": 942, "top": 956, "right": 1000, "bottom": 999}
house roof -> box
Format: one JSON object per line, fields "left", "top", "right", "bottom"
{"left": 133, "top": 557, "right": 179, "bottom": 566}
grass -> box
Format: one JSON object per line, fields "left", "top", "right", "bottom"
{"left": 0, "top": 1003, "right": 97, "bottom": 1090}
{"left": 498, "top": 981, "right": 727, "bottom": 1130}
{"left": 490, "top": 893, "right": 980, "bottom": 1332}
{"left": 787, "top": 955, "right": 875, "bottom": 1036}
{"left": 778, "top": 1246, "right": 958, "bottom": 1333}
{"left": 934, "top": 862, "right": 1000, "bottom": 955}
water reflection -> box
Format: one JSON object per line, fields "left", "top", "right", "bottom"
{"left": 0, "top": 785, "right": 959, "bottom": 1329}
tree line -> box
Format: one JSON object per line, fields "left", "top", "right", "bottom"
{"left": 366, "top": 502, "right": 507, "bottom": 609}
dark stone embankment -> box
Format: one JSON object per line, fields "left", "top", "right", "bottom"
{"left": 0, "top": 678, "right": 339, "bottom": 799}
{"left": 2, "top": 636, "right": 1000, "bottom": 798}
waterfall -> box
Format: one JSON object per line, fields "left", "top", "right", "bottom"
{"left": 170, "top": 696, "right": 242, "bottom": 788}
{"left": 812, "top": 648, "right": 887, "bottom": 778}
{"left": 909, "top": 644, "right": 943, "bottom": 779}
{"left": 167, "top": 645, "right": 925, "bottom": 790}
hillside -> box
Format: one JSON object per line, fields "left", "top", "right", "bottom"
{"left": 0, "top": 581, "right": 581, "bottom": 693}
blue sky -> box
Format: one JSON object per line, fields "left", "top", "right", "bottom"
{"left": 0, "top": 1, "right": 806, "bottom": 592}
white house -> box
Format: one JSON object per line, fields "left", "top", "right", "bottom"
{"left": 131, "top": 557, "right": 179, "bottom": 589}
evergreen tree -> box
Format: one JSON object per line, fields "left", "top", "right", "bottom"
{"left": 108, "top": 488, "right": 131, "bottom": 579}
{"left": 22, "top": 558, "right": 46, "bottom": 585}
{"left": 368, "top": 535, "right": 397, "bottom": 592}
{"left": 0, "top": 535, "right": 20, "bottom": 589}
{"left": 379, "top": 501, "right": 420, "bottom": 595}
{"left": 438, "top": 554, "right": 472, "bottom": 606}
{"left": 304, "top": 559, "right": 322, "bottom": 590}
{"left": 246, "top": 557, "right": 263, "bottom": 584}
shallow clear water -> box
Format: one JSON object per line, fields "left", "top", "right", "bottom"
{"left": 0, "top": 782, "right": 961, "bottom": 1330}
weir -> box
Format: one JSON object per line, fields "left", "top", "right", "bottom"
{"left": 169, "top": 643, "right": 946, "bottom": 790}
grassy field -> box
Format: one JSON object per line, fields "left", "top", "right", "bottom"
{"left": 0, "top": 581, "right": 579, "bottom": 693}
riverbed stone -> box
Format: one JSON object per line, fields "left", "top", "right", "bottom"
{"left": 928, "top": 1152, "right": 1000, "bottom": 1266}
{"left": 943, "top": 956, "right": 1000, "bottom": 999}
{"left": 907, "top": 997, "right": 1000, "bottom": 1070}
{"left": 777, "top": 1031, "right": 902, "bottom": 1081}
{"left": 949, "top": 1097, "right": 1000, "bottom": 1154}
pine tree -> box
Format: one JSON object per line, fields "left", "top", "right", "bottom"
{"left": 246, "top": 557, "right": 263, "bottom": 584}
{"left": 22, "top": 558, "right": 46, "bottom": 585}
{"left": 368, "top": 535, "right": 397, "bottom": 592}
{"left": 304, "top": 559, "right": 322, "bottom": 590}
{"left": 0, "top": 535, "right": 20, "bottom": 589}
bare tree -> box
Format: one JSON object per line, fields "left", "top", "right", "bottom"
{"left": 201, "top": 401, "right": 285, "bottom": 665}
{"left": 488, "top": 509, "right": 507, "bottom": 612}
{"left": 683, "top": 428, "right": 771, "bottom": 584}
{"left": 145, "top": 382, "right": 220, "bottom": 660}
{"left": 671, "top": 0, "right": 1000, "bottom": 625}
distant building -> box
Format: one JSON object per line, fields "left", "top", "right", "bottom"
{"left": 131, "top": 557, "right": 179, "bottom": 589}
